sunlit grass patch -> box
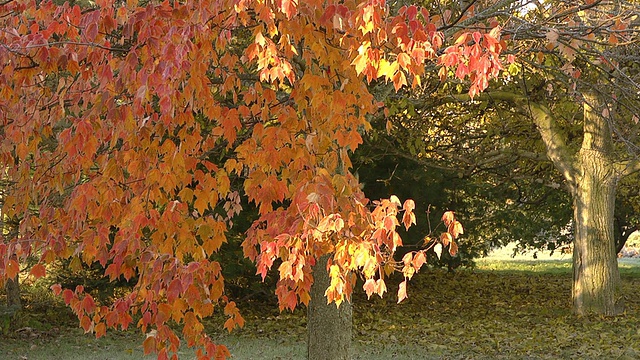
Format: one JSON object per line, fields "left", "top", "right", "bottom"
{"left": 475, "top": 258, "right": 573, "bottom": 275}
{"left": 476, "top": 256, "right": 640, "bottom": 278}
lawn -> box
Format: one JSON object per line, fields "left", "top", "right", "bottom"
{"left": 3, "top": 254, "right": 640, "bottom": 359}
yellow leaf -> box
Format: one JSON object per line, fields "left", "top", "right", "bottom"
{"left": 194, "top": 196, "right": 208, "bottom": 215}
{"left": 397, "top": 280, "right": 407, "bottom": 303}
{"left": 376, "top": 59, "right": 398, "bottom": 80}
{"left": 434, "top": 243, "right": 443, "bottom": 259}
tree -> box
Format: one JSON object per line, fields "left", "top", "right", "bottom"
{"left": 0, "top": 0, "right": 502, "bottom": 358}
{"left": 384, "top": 0, "right": 640, "bottom": 315}
{"left": 1, "top": 176, "right": 21, "bottom": 312}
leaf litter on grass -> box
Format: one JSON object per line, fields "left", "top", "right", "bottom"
{"left": 5, "top": 262, "right": 640, "bottom": 359}
{"left": 349, "top": 268, "right": 640, "bottom": 359}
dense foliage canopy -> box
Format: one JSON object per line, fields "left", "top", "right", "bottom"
{"left": 0, "top": 0, "right": 504, "bottom": 358}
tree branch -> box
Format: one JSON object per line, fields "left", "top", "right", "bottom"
{"left": 618, "top": 159, "right": 640, "bottom": 176}
{"left": 434, "top": 91, "right": 578, "bottom": 188}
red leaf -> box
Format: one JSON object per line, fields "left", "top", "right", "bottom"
{"left": 167, "top": 279, "right": 182, "bottom": 302}
{"left": 85, "top": 22, "right": 98, "bottom": 42}
{"left": 51, "top": 284, "right": 62, "bottom": 296}
{"left": 30, "top": 263, "right": 47, "bottom": 278}
{"left": 472, "top": 31, "right": 482, "bottom": 44}
{"left": 62, "top": 289, "right": 74, "bottom": 305}
{"left": 82, "top": 295, "right": 96, "bottom": 314}
{"left": 320, "top": 5, "right": 336, "bottom": 24}
{"left": 406, "top": 5, "right": 418, "bottom": 20}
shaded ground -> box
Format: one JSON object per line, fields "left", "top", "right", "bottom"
{"left": 3, "top": 259, "right": 640, "bottom": 359}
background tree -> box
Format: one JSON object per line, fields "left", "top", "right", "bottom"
{"left": 379, "top": 0, "right": 640, "bottom": 315}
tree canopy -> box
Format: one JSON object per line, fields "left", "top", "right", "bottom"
{"left": 0, "top": 0, "right": 504, "bottom": 358}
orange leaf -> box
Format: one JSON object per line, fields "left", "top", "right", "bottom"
{"left": 402, "top": 211, "right": 416, "bottom": 230}
{"left": 363, "top": 278, "right": 376, "bottom": 299}
{"left": 376, "top": 279, "right": 387, "bottom": 297}
{"left": 30, "top": 264, "right": 47, "bottom": 279}
{"left": 80, "top": 315, "right": 92, "bottom": 332}
{"left": 402, "top": 252, "right": 412, "bottom": 265}
{"left": 412, "top": 251, "right": 427, "bottom": 270}
{"left": 449, "top": 241, "right": 459, "bottom": 257}
{"left": 441, "top": 211, "right": 455, "bottom": 226}
{"left": 440, "top": 232, "right": 452, "bottom": 247}
{"left": 448, "top": 221, "right": 464, "bottom": 239}
{"left": 143, "top": 335, "right": 157, "bottom": 355}
{"left": 82, "top": 295, "right": 96, "bottom": 314}
{"left": 402, "top": 199, "right": 415, "bottom": 212}
{"left": 224, "top": 318, "right": 236, "bottom": 332}
{"left": 5, "top": 259, "right": 20, "bottom": 279}
{"left": 95, "top": 323, "right": 107, "bottom": 338}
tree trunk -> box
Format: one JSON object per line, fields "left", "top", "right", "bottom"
{"left": 571, "top": 93, "right": 623, "bottom": 316}
{"left": 572, "top": 151, "right": 623, "bottom": 315}
{"left": 5, "top": 275, "right": 21, "bottom": 309}
{"left": 307, "top": 255, "right": 352, "bottom": 360}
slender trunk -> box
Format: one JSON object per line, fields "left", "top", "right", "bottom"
{"left": 571, "top": 93, "right": 623, "bottom": 316}
{"left": 307, "top": 255, "right": 352, "bottom": 360}
{"left": 5, "top": 274, "right": 21, "bottom": 309}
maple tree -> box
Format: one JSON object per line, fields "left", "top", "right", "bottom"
{"left": 0, "top": 0, "right": 503, "bottom": 358}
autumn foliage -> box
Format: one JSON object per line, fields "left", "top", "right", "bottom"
{"left": 0, "top": 0, "right": 502, "bottom": 358}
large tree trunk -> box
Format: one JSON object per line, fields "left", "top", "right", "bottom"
{"left": 571, "top": 93, "right": 623, "bottom": 316}
{"left": 572, "top": 151, "right": 623, "bottom": 315}
{"left": 307, "top": 255, "right": 352, "bottom": 360}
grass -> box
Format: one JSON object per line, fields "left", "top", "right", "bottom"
{"left": 3, "top": 251, "right": 640, "bottom": 359}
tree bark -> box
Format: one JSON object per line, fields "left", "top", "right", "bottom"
{"left": 307, "top": 255, "right": 352, "bottom": 360}
{"left": 571, "top": 92, "right": 623, "bottom": 315}
{"left": 572, "top": 150, "right": 623, "bottom": 315}
{"left": 5, "top": 275, "right": 21, "bottom": 309}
